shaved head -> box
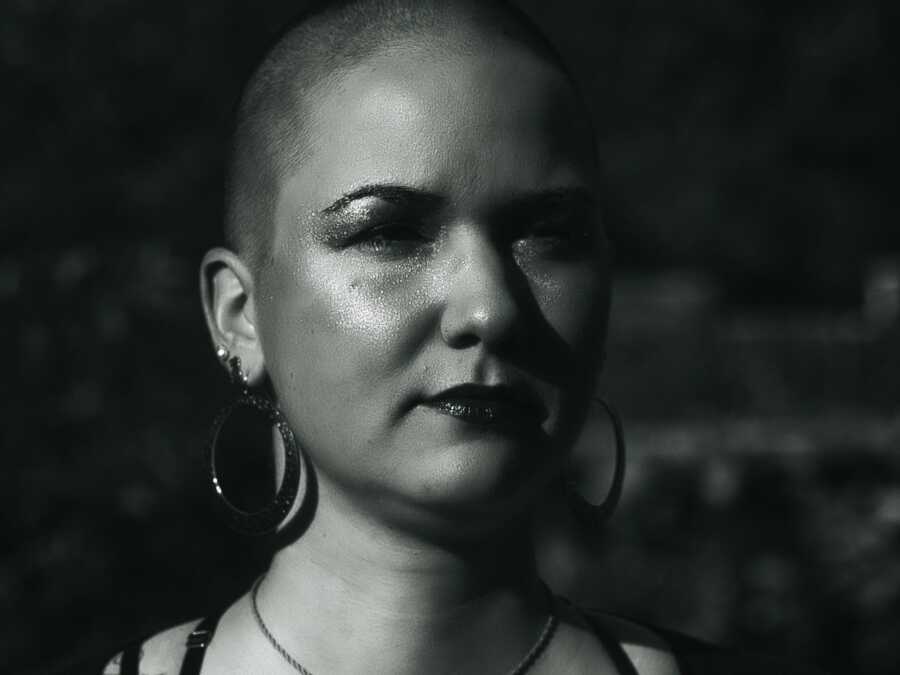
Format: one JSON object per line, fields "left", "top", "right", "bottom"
{"left": 224, "top": 0, "right": 587, "bottom": 270}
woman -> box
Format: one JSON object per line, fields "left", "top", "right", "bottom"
{"left": 101, "top": 0, "right": 818, "bottom": 673}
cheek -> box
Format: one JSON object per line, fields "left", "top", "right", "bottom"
{"left": 530, "top": 261, "right": 610, "bottom": 354}
{"left": 528, "top": 264, "right": 609, "bottom": 445}
{"left": 259, "top": 253, "right": 432, "bottom": 403}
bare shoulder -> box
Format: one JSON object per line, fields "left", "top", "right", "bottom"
{"left": 101, "top": 619, "right": 200, "bottom": 675}
{"left": 582, "top": 611, "right": 682, "bottom": 675}
{"left": 579, "top": 609, "right": 827, "bottom": 675}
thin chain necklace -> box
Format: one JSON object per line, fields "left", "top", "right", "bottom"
{"left": 251, "top": 576, "right": 559, "bottom": 675}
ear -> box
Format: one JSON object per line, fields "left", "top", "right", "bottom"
{"left": 200, "top": 247, "right": 266, "bottom": 385}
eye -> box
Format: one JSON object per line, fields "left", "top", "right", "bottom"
{"left": 531, "top": 222, "right": 577, "bottom": 240}
{"left": 353, "top": 222, "right": 430, "bottom": 255}
{"left": 514, "top": 217, "right": 595, "bottom": 257}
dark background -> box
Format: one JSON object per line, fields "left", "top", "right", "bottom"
{"left": 2, "top": 1, "right": 898, "bottom": 673}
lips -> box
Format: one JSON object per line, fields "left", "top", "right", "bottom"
{"left": 422, "top": 383, "right": 547, "bottom": 427}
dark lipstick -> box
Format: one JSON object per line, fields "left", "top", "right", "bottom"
{"left": 423, "top": 384, "right": 546, "bottom": 426}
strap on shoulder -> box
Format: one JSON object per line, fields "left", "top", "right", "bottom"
{"left": 554, "top": 597, "right": 641, "bottom": 675}
{"left": 178, "top": 611, "right": 224, "bottom": 675}
{"left": 578, "top": 611, "right": 642, "bottom": 675}
{"left": 119, "top": 641, "right": 141, "bottom": 675}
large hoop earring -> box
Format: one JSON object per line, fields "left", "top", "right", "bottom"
{"left": 206, "top": 348, "right": 301, "bottom": 536}
{"left": 565, "top": 398, "right": 626, "bottom": 528}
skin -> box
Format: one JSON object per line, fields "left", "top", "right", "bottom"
{"left": 257, "top": 36, "right": 608, "bottom": 539}
{"left": 165, "top": 27, "right": 680, "bottom": 675}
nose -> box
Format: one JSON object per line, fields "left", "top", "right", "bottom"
{"left": 439, "top": 230, "right": 521, "bottom": 350}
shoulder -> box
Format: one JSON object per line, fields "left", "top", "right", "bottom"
{"left": 582, "top": 611, "right": 682, "bottom": 675}
{"left": 101, "top": 619, "right": 200, "bottom": 674}
{"left": 648, "top": 625, "right": 828, "bottom": 675}
{"left": 581, "top": 609, "right": 827, "bottom": 675}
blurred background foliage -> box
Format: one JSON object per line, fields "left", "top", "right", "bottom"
{"left": 1, "top": 0, "right": 898, "bottom": 673}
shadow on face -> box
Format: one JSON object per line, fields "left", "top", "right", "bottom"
{"left": 212, "top": 30, "right": 611, "bottom": 540}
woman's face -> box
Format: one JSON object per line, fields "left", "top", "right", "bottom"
{"left": 255, "top": 36, "right": 610, "bottom": 537}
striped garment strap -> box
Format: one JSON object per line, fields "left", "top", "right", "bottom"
{"left": 178, "top": 612, "right": 223, "bottom": 675}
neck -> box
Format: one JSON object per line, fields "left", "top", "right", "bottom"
{"left": 254, "top": 480, "right": 550, "bottom": 674}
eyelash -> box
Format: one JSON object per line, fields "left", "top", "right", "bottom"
{"left": 517, "top": 219, "right": 594, "bottom": 252}
{"left": 345, "top": 217, "right": 596, "bottom": 258}
{"left": 351, "top": 222, "right": 431, "bottom": 255}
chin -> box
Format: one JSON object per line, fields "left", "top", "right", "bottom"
{"left": 384, "top": 439, "right": 555, "bottom": 540}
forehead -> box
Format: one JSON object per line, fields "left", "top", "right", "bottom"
{"left": 274, "top": 35, "right": 595, "bottom": 225}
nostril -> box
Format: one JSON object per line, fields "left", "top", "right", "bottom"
{"left": 445, "top": 333, "right": 480, "bottom": 349}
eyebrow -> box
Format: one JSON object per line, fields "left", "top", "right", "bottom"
{"left": 320, "top": 184, "right": 444, "bottom": 214}
{"left": 320, "top": 183, "right": 597, "bottom": 217}
{"left": 498, "top": 186, "right": 596, "bottom": 213}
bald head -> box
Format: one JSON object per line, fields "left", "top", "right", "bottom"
{"left": 224, "top": 0, "right": 588, "bottom": 269}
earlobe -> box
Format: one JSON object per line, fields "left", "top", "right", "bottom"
{"left": 199, "top": 247, "right": 265, "bottom": 383}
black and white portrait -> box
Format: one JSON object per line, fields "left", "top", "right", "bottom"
{"left": 2, "top": 1, "right": 896, "bottom": 674}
